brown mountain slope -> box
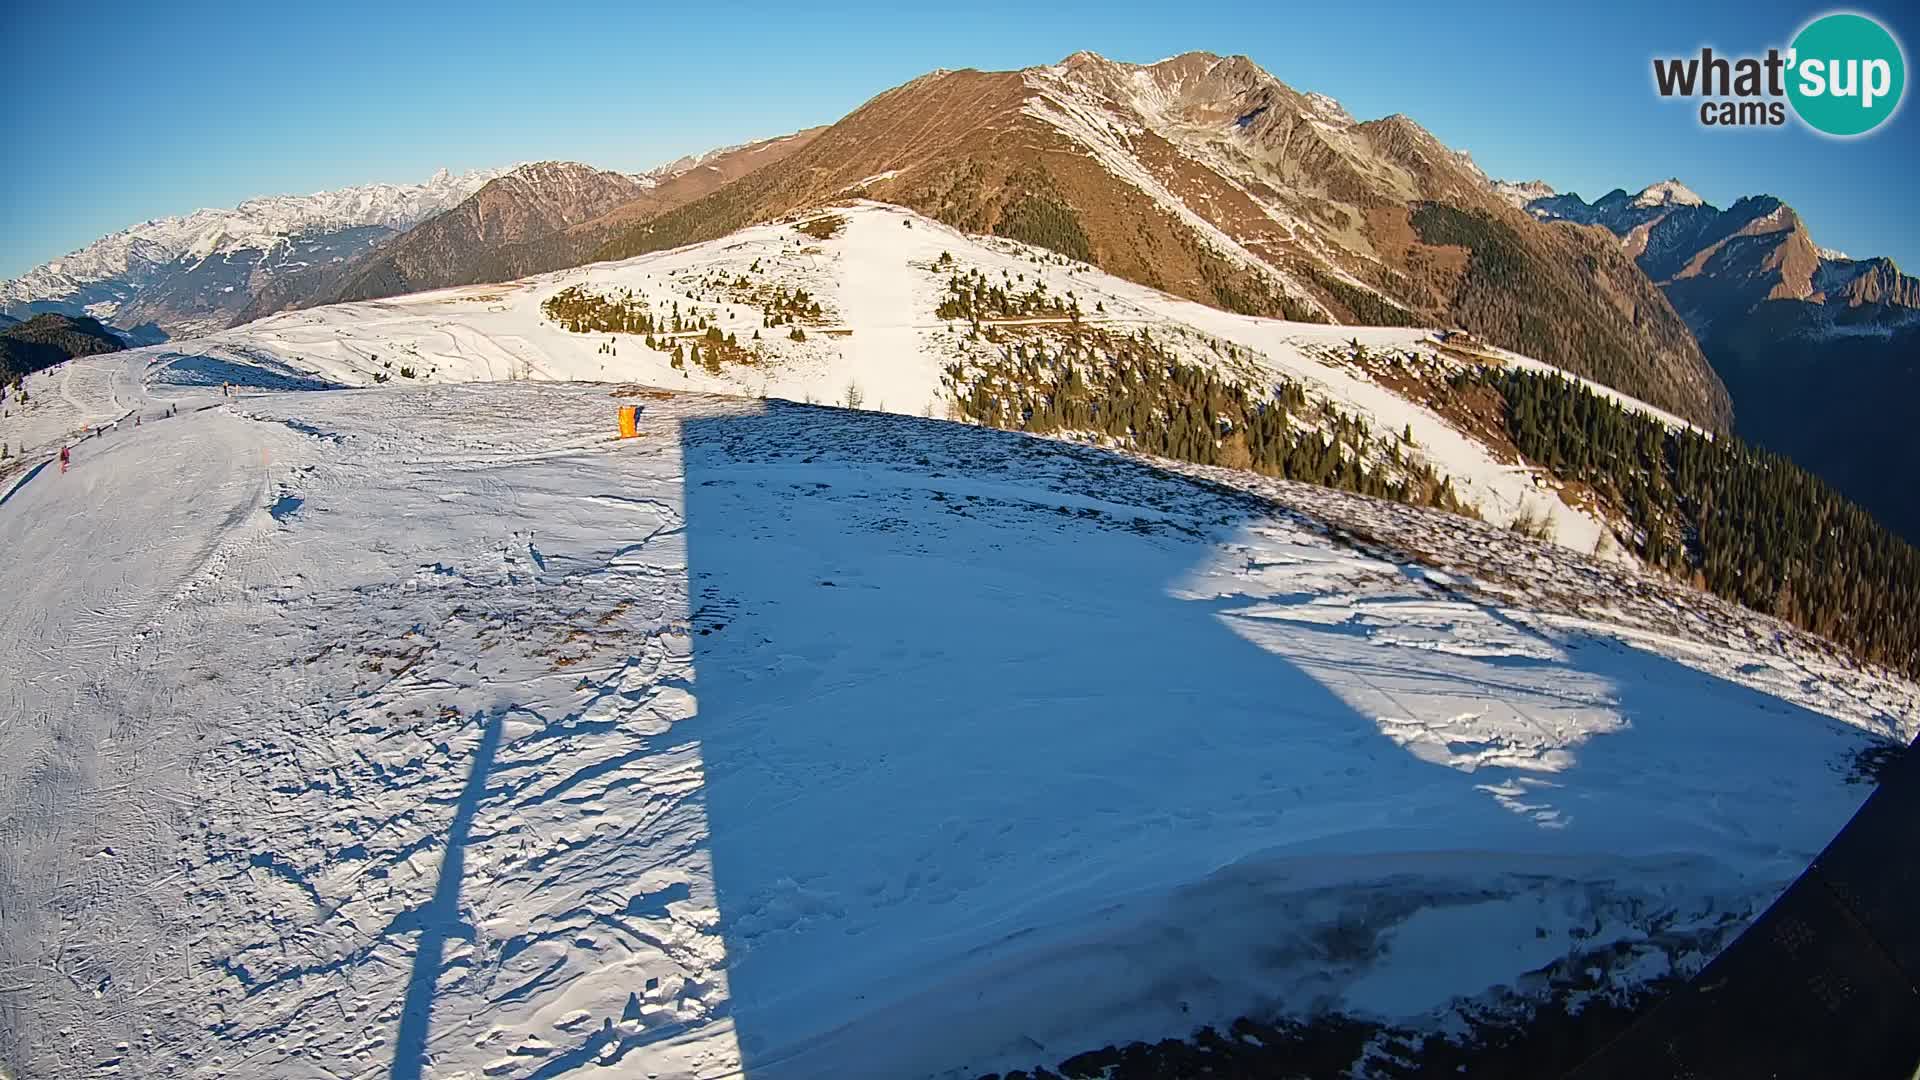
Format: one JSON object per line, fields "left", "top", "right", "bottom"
{"left": 597, "top": 52, "right": 1730, "bottom": 430}
{"left": 460, "top": 128, "right": 827, "bottom": 286}
{"left": 326, "top": 162, "right": 649, "bottom": 304}
{"left": 233, "top": 131, "right": 822, "bottom": 324}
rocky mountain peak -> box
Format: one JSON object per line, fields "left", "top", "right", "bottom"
{"left": 1493, "top": 179, "right": 1557, "bottom": 208}
{"left": 1036, "top": 49, "right": 1314, "bottom": 132}
{"left": 1634, "top": 179, "right": 1705, "bottom": 208}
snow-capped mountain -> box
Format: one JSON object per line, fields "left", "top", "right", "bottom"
{"left": 7, "top": 55, "right": 1731, "bottom": 431}
{"left": 592, "top": 51, "right": 1730, "bottom": 431}
{"left": 1522, "top": 180, "right": 1716, "bottom": 240}
{"left": 3, "top": 132, "right": 841, "bottom": 341}
{"left": 1524, "top": 180, "right": 1920, "bottom": 338}
{"left": 0, "top": 167, "right": 505, "bottom": 336}
{"left": 1633, "top": 178, "right": 1705, "bottom": 208}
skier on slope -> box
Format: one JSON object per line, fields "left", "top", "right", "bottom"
{"left": 59, "top": 446, "right": 70, "bottom": 473}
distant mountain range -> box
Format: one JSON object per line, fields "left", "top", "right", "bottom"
{"left": 1508, "top": 178, "right": 1920, "bottom": 540}
{"left": 0, "top": 169, "right": 504, "bottom": 337}
{"left": 1518, "top": 179, "right": 1919, "bottom": 333}
{"left": 225, "top": 161, "right": 651, "bottom": 321}
{"left": 0, "top": 138, "right": 824, "bottom": 342}
{"left": 238, "top": 131, "right": 822, "bottom": 321}
{"left": 21, "top": 52, "right": 1920, "bottom": 516}
{"left": 16, "top": 53, "right": 1914, "bottom": 502}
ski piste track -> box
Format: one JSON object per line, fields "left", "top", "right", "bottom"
{"left": 1, "top": 342, "right": 1916, "bottom": 1079}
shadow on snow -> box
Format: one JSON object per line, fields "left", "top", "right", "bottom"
{"left": 391, "top": 712, "right": 504, "bottom": 1080}
{"left": 388, "top": 400, "right": 1883, "bottom": 1079}
{"left": 673, "top": 404, "right": 1876, "bottom": 1075}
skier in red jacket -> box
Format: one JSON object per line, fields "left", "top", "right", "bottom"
{"left": 60, "top": 446, "right": 70, "bottom": 473}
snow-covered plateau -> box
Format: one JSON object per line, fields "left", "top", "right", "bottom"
{"left": 0, "top": 203, "right": 1914, "bottom": 1080}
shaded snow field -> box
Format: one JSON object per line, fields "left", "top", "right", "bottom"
{"left": 1, "top": 355, "right": 1913, "bottom": 1079}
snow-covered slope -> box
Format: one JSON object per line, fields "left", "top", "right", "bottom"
{"left": 143, "top": 201, "right": 1698, "bottom": 562}
{"left": 574, "top": 52, "right": 1727, "bottom": 430}
{"left": 1, "top": 341, "right": 1913, "bottom": 1079}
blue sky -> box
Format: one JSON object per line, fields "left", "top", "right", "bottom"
{"left": 3, "top": 0, "right": 1915, "bottom": 279}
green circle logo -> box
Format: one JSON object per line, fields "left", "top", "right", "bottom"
{"left": 1788, "top": 13, "right": 1906, "bottom": 136}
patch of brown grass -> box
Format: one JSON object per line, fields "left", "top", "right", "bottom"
{"left": 796, "top": 214, "right": 846, "bottom": 240}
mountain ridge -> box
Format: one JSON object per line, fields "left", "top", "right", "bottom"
{"left": 1522, "top": 180, "right": 1920, "bottom": 321}
{"left": 322, "top": 162, "right": 652, "bottom": 306}
{"left": 233, "top": 131, "right": 825, "bottom": 323}
{"left": 2, "top": 136, "right": 825, "bottom": 338}
{"left": 0, "top": 167, "right": 505, "bottom": 336}
{"left": 3, "top": 52, "right": 1745, "bottom": 432}
{"left": 593, "top": 51, "right": 1732, "bottom": 430}
{"left": 1522, "top": 179, "right": 1920, "bottom": 540}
